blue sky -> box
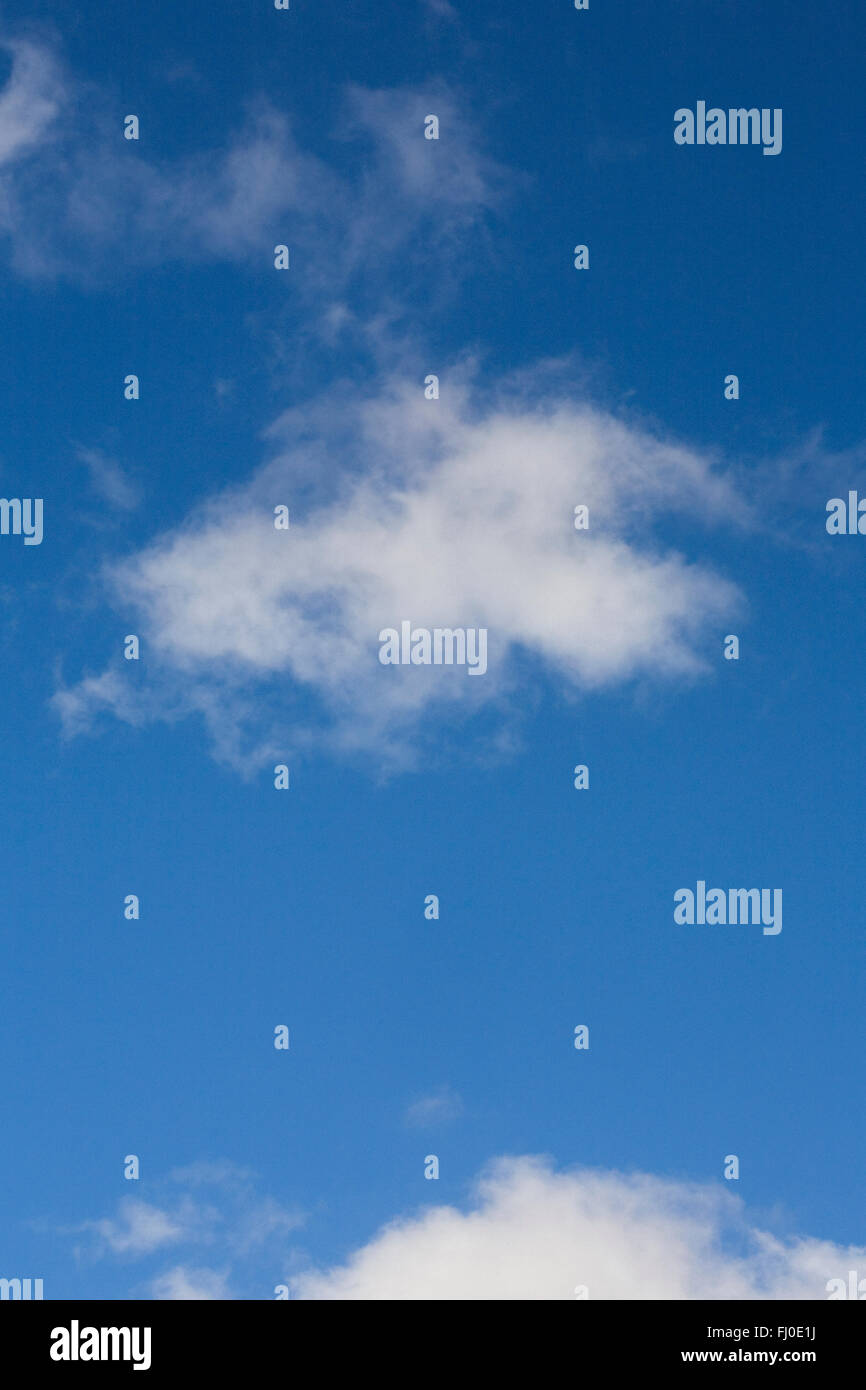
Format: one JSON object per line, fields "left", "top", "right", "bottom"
{"left": 1, "top": 0, "right": 865, "bottom": 1299}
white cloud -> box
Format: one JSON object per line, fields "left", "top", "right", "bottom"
{"left": 67, "top": 1155, "right": 864, "bottom": 1300}
{"left": 52, "top": 669, "right": 146, "bottom": 738}
{"left": 149, "top": 1265, "right": 232, "bottom": 1301}
{"left": 405, "top": 1086, "right": 464, "bottom": 1128}
{"left": 70, "top": 1162, "right": 304, "bottom": 1289}
{"left": 339, "top": 81, "right": 509, "bottom": 241}
{"left": 0, "top": 38, "right": 63, "bottom": 167}
{"left": 77, "top": 446, "right": 141, "bottom": 511}
{"left": 168, "top": 1160, "right": 256, "bottom": 1190}
{"left": 423, "top": 0, "right": 459, "bottom": 19}
{"left": 11, "top": 99, "right": 337, "bottom": 278}
{"left": 0, "top": 30, "right": 508, "bottom": 286}
{"left": 82, "top": 1199, "right": 187, "bottom": 1257}
{"left": 53, "top": 369, "right": 746, "bottom": 768}
{"left": 292, "top": 1156, "right": 866, "bottom": 1301}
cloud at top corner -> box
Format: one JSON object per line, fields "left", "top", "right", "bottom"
{"left": 52, "top": 367, "right": 747, "bottom": 771}
{"left": 0, "top": 26, "right": 510, "bottom": 285}
{"left": 0, "top": 35, "right": 63, "bottom": 158}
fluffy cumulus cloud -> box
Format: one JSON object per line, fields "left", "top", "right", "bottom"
{"left": 54, "top": 369, "right": 746, "bottom": 768}
{"left": 292, "top": 1157, "right": 865, "bottom": 1301}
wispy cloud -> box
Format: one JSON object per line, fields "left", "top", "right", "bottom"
{"left": 66, "top": 1161, "right": 304, "bottom": 1297}
{"left": 149, "top": 1265, "right": 232, "bottom": 1301}
{"left": 77, "top": 446, "right": 141, "bottom": 512}
{"left": 405, "top": 1086, "right": 464, "bottom": 1128}
{"left": 76, "top": 1199, "right": 189, "bottom": 1258}
{"left": 0, "top": 36, "right": 64, "bottom": 167}
{"left": 0, "top": 28, "right": 510, "bottom": 292}
{"left": 423, "top": 0, "right": 459, "bottom": 20}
